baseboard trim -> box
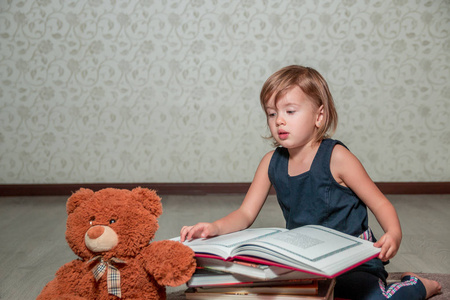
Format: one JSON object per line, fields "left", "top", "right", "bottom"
{"left": 0, "top": 182, "right": 449, "bottom": 197}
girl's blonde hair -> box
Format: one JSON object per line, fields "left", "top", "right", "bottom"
{"left": 260, "top": 65, "right": 338, "bottom": 145}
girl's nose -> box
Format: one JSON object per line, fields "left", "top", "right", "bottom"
{"left": 276, "top": 115, "right": 285, "bottom": 126}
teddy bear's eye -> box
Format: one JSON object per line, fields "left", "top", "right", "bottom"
{"left": 109, "top": 219, "right": 116, "bottom": 224}
{"left": 89, "top": 217, "right": 95, "bottom": 225}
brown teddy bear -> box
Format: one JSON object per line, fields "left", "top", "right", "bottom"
{"left": 37, "top": 187, "right": 196, "bottom": 300}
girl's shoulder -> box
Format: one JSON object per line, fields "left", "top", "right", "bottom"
{"left": 259, "top": 148, "right": 284, "bottom": 171}
{"left": 262, "top": 149, "right": 276, "bottom": 162}
{"left": 330, "top": 143, "right": 358, "bottom": 169}
{"left": 262, "top": 147, "right": 289, "bottom": 163}
{"left": 330, "top": 142, "right": 364, "bottom": 185}
{"left": 331, "top": 142, "right": 357, "bottom": 159}
{"left": 331, "top": 142, "right": 351, "bottom": 156}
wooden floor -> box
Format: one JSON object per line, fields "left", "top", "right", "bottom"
{"left": 1, "top": 194, "right": 449, "bottom": 299}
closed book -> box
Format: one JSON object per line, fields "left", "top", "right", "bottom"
{"left": 188, "top": 268, "right": 320, "bottom": 288}
{"left": 185, "top": 278, "right": 335, "bottom": 300}
{"left": 194, "top": 280, "right": 318, "bottom": 295}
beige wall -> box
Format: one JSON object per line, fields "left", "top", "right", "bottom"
{"left": 0, "top": 0, "right": 449, "bottom": 184}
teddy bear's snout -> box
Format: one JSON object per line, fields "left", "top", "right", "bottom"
{"left": 85, "top": 225, "right": 119, "bottom": 252}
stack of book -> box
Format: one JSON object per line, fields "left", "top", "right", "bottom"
{"left": 173, "top": 225, "right": 380, "bottom": 299}
{"left": 185, "top": 258, "right": 334, "bottom": 299}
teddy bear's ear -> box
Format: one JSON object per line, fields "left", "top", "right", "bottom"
{"left": 66, "top": 188, "right": 95, "bottom": 215}
{"left": 131, "top": 187, "right": 163, "bottom": 217}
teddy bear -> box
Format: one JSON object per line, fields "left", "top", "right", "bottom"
{"left": 37, "top": 187, "right": 196, "bottom": 300}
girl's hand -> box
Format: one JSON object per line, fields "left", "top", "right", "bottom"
{"left": 180, "top": 223, "right": 220, "bottom": 242}
{"left": 374, "top": 232, "right": 401, "bottom": 262}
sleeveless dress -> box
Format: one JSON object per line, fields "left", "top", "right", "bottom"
{"left": 268, "top": 139, "right": 368, "bottom": 236}
{"left": 268, "top": 139, "right": 427, "bottom": 299}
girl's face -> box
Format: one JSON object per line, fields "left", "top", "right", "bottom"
{"left": 265, "top": 86, "right": 323, "bottom": 149}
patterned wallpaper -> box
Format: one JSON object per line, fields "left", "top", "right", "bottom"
{"left": 0, "top": 0, "right": 449, "bottom": 184}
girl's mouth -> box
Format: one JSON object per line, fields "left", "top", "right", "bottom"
{"left": 278, "top": 130, "right": 289, "bottom": 140}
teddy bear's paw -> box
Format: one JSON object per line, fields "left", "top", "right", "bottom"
{"left": 157, "top": 261, "right": 197, "bottom": 287}
{"left": 145, "top": 240, "right": 197, "bottom": 287}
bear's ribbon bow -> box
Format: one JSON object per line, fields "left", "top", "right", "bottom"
{"left": 88, "top": 256, "right": 127, "bottom": 298}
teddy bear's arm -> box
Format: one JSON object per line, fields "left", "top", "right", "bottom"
{"left": 37, "top": 259, "right": 92, "bottom": 300}
{"left": 143, "top": 240, "right": 196, "bottom": 287}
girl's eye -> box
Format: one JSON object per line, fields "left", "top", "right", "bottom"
{"left": 109, "top": 219, "right": 116, "bottom": 224}
{"left": 287, "top": 110, "right": 296, "bottom": 114}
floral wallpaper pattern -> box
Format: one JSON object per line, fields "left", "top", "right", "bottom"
{"left": 0, "top": 0, "right": 449, "bottom": 183}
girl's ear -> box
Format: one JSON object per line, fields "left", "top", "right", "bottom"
{"left": 316, "top": 105, "right": 324, "bottom": 127}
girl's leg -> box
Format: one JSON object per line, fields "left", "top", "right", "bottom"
{"left": 335, "top": 271, "right": 382, "bottom": 300}
{"left": 335, "top": 271, "right": 430, "bottom": 300}
{"left": 401, "top": 272, "right": 442, "bottom": 299}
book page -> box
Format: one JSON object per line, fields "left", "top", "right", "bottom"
{"left": 267, "top": 226, "right": 357, "bottom": 261}
{"left": 234, "top": 225, "right": 380, "bottom": 276}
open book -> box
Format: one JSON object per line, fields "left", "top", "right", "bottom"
{"left": 174, "top": 225, "right": 380, "bottom": 278}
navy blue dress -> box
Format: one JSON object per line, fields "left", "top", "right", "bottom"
{"left": 268, "top": 139, "right": 426, "bottom": 299}
{"left": 268, "top": 139, "right": 368, "bottom": 236}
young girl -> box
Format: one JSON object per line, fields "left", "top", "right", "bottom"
{"left": 180, "top": 65, "right": 441, "bottom": 299}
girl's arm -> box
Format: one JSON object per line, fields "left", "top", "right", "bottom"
{"left": 330, "top": 145, "right": 402, "bottom": 262}
{"left": 180, "top": 151, "right": 274, "bottom": 242}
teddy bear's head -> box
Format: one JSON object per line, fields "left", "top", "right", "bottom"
{"left": 65, "top": 187, "right": 162, "bottom": 261}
